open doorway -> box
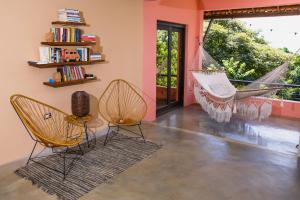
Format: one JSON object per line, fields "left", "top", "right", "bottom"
{"left": 156, "top": 21, "right": 185, "bottom": 116}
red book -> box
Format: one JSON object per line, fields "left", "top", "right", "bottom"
{"left": 73, "top": 66, "right": 78, "bottom": 80}
{"left": 61, "top": 49, "right": 65, "bottom": 61}
{"left": 78, "top": 67, "right": 83, "bottom": 79}
{"left": 70, "top": 67, "right": 75, "bottom": 80}
{"left": 57, "top": 28, "right": 60, "bottom": 42}
{"left": 74, "top": 66, "right": 80, "bottom": 80}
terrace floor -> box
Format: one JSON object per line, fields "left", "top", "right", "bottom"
{"left": 1, "top": 105, "right": 300, "bottom": 199}
{"left": 156, "top": 104, "right": 300, "bottom": 155}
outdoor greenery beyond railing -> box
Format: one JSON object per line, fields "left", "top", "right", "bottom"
{"left": 203, "top": 19, "right": 300, "bottom": 102}
{"left": 230, "top": 79, "right": 300, "bottom": 101}
{"left": 156, "top": 74, "right": 178, "bottom": 87}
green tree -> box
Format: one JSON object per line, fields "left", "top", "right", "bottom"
{"left": 156, "top": 30, "right": 179, "bottom": 87}
{"left": 204, "top": 19, "right": 293, "bottom": 81}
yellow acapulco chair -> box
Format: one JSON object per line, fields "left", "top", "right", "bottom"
{"left": 98, "top": 79, "right": 147, "bottom": 145}
{"left": 10, "top": 94, "right": 84, "bottom": 179}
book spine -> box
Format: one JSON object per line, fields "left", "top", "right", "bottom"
{"left": 62, "top": 67, "right": 65, "bottom": 81}
{"left": 72, "top": 66, "right": 77, "bottom": 80}
{"left": 81, "top": 66, "right": 86, "bottom": 78}
{"left": 76, "top": 66, "right": 79, "bottom": 80}
{"left": 70, "top": 66, "right": 74, "bottom": 80}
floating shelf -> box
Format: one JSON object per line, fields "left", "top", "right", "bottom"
{"left": 52, "top": 21, "right": 87, "bottom": 26}
{"left": 28, "top": 60, "right": 106, "bottom": 68}
{"left": 43, "top": 77, "right": 98, "bottom": 88}
{"left": 41, "top": 41, "right": 96, "bottom": 46}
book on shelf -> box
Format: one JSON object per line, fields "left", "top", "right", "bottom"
{"left": 39, "top": 47, "right": 90, "bottom": 63}
{"left": 57, "top": 66, "right": 86, "bottom": 82}
{"left": 90, "top": 54, "right": 102, "bottom": 61}
{"left": 50, "top": 27, "right": 81, "bottom": 42}
{"left": 39, "top": 47, "right": 50, "bottom": 63}
{"left": 81, "top": 34, "right": 96, "bottom": 42}
{"left": 58, "top": 8, "right": 82, "bottom": 22}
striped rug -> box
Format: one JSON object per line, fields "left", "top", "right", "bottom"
{"left": 15, "top": 133, "right": 161, "bottom": 200}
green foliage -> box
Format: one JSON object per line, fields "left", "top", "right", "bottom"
{"left": 278, "top": 56, "right": 300, "bottom": 101}
{"left": 156, "top": 30, "right": 179, "bottom": 87}
{"left": 204, "top": 19, "right": 294, "bottom": 81}
{"left": 222, "top": 57, "right": 255, "bottom": 80}
{"left": 204, "top": 19, "right": 300, "bottom": 101}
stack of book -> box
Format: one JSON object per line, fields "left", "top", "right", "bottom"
{"left": 39, "top": 47, "right": 89, "bottom": 63}
{"left": 51, "top": 27, "right": 81, "bottom": 42}
{"left": 57, "top": 66, "right": 86, "bottom": 82}
{"left": 77, "top": 48, "right": 89, "bottom": 62}
{"left": 81, "top": 34, "right": 96, "bottom": 42}
{"left": 58, "top": 9, "right": 81, "bottom": 22}
{"left": 90, "top": 53, "right": 102, "bottom": 61}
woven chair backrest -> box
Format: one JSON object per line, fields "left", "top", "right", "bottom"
{"left": 98, "top": 79, "right": 147, "bottom": 125}
{"left": 10, "top": 95, "right": 74, "bottom": 146}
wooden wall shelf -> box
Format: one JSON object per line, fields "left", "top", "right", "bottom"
{"left": 28, "top": 13, "right": 103, "bottom": 88}
{"left": 41, "top": 42, "right": 95, "bottom": 46}
{"left": 43, "top": 77, "right": 98, "bottom": 88}
{"left": 52, "top": 21, "right": 87, "bottom": 26}
{"left": 28, "top": 60, "right": 106, "bottom": 68}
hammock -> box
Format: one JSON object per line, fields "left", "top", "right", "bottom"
{"left": 192, "top": 47, "right": 288, "bottom": 123}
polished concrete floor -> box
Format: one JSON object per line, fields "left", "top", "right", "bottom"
{"left": 1, "top": 105, "right": 300, "bottom": 199}
{"left": 157, "top": 105, "right": 300, "bottom": 155}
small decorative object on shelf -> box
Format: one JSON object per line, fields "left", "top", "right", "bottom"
{"left": 64, "top": 49, "right": 80, "bottom": 62}
{"left": 44, "top": 32, "right": 54, "bottom": 42}
{"left": 85, "top": 74, "right": 95, "bottom": 79}
{"left": 48, "top": 79, "right": 55, "bottom": 84}
{"left": 28, "top": 9, "right": 106, "bottom": 87}
{"left": 71, "top": 91, "right": 90, "bottom": 117}
{"left": 53, "top": 72, "right": 62, "bottom": 82}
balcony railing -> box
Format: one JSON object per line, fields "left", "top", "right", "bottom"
{"left": 230, "top": 79, "right": 300, "bottom": 101}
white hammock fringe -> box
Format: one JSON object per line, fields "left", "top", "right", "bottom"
{"left": 194, "top": 85, "right": 233, "bottom": 123}
{"left": 194, "top": 84, "right": 273, "bottom": 123}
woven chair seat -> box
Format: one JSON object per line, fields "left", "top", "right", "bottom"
{"left": 110, "top": 117, "right": 139, "bottom": 125}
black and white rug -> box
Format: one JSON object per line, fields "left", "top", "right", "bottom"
{"left": 16, "top": 133, "right": 161, "bottom": 200}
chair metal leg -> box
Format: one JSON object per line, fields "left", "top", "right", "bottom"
{"left": 104, "top": 125, "right": 111, "bottom": 146}
{"left": 84, "top": 123, "right": 90, "bottom": 148}
{"left": 27, "top": 141, "right": 38, "bottom": 165}
{"left": 78, "top": 144, "right": 84, "bottom": 155}
{"left": 138, "top": 123, "right": 146, "bottom": 143}
{"left": 63, "top": 150, "right": 66, "bottom": 180}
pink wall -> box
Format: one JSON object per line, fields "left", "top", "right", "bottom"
{"left": 201, "top": 0, "right": 300, "bottom": 10}
{"left": 143, "top": 0, "right": 202, "bottom": 120}
{"left": 271, "top": 99, "right": 300, "bottom": 119}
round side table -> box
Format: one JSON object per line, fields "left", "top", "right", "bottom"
{"left": 65, "top": 115, "right": 95, "bottom": 148}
